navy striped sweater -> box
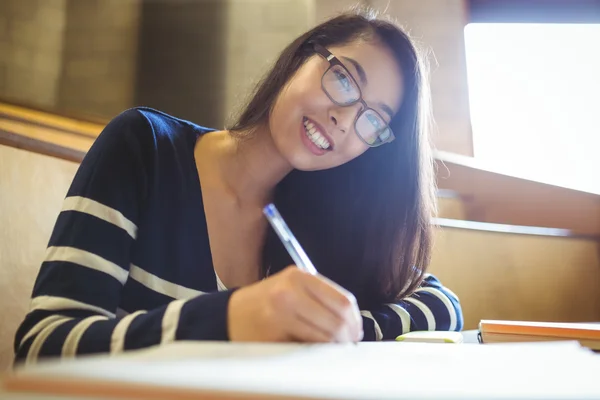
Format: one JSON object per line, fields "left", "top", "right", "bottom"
{"left": 14, "top": 107, "right": 463, "bottom": 365}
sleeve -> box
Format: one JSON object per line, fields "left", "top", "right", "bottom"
{"left": 359, "top": 274, "right": 464, "bottom": 341}
{"left": 13, "top": 109, "right": 236, "bottom": 367}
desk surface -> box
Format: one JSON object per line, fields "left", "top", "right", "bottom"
{"left": 3, "top": 339, "right": 600, "bottom": 400}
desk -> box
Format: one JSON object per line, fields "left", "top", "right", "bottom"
{"left": 3, "top": 339, "right": 600, "bottom": 400}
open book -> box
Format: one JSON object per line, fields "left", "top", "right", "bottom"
{"left": 479, "top": 320, "right": 600, "bottom": 350}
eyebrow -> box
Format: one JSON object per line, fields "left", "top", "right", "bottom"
{"left": 341, "top": 56, "right": 367, "bottom": 86}
{"left": 341, "top": 56, "right": 395, "bottom": 120}
{"left": 378, "top": 103, "right": 395, "bottom": 120}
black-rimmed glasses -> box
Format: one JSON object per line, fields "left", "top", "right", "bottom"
{"left": 313, "top": 43, "right": 395, "bottom": 147}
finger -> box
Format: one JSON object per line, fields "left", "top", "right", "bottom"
{"left": 299, "top": 272, "right": 357, "bottom": 319}
{"left": 293, "top": 289, "right": 347, "bottom": 341}
{"left": 300, "top": 274, "right": 363, "bottom": 342}
{"left": 318, "top": 275, "right": 363, "bottom": 340}
{"left": 319, "top": 277, "right": 362, "bottom": 342}
{"left": 283, "top": 311, "right": 335, "bottom": 343}
{"left": 355, "top": 313, "right": 365, "bottom": 342}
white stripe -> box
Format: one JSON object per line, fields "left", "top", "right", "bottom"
{"left": 62, "top": 316, "right": 108, "bottom": 357}
{"left": 215, "top": 271, "right": 227, "bottom": 292}
{"left": 129, "top": 264, "right": 204, "bottom": 300}
{"left": 161, "top": 299, "right": 187, "bottom": 344}
{"left": 360, "top": 310, "right": 383, "bottom": 341}
{"left": 443, "top": 287, "right": 460, "bottom": 303}
{"left": 62, "top": 196, "right": 137, "bottom": 239}
{"left": 26, "top": 318, "right": 73, "bottom": 365}
{"left": 30, "top": 296, "right": 115, "bottom": 318}
{"left": 45, "top": 246, "right": 129, "bottom": 285}
{"left": 416, "top": 287, "right": 458, "bottom": 331}
{"left": 110, "top": 310, "right": 146, "bottom": 354}
{"left": 404, "top": 297, "right": 436, "bottom": 330}
{"left": 385, "top": 303, "right": 411, "bottom": 335}
{"left": 421, "top": 273, "right": 460, "bottom": 302}
{"left": 19, "top": 315, "right": 69, "bottom": 349}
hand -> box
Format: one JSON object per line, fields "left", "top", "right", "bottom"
{"left": 227, "top": 266, "right": 363, "bottom": 343}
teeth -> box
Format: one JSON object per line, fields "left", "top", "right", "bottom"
{"left": 303, "top": 119, "right": 330, "bottom": 150}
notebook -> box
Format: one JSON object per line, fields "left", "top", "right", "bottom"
{"left": 3, "top": 340, "right": 600, "bottom": 399}
{"left": 479, "top": 320, "right": 600, "bottom": 350}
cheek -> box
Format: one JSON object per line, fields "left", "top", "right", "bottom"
{"left": 330, "top": 137, "right": 368, "bottom": 167}
{"left": 345, "top": 141, "right": 369, "bottom": 162}
{"left": 269, "top": 85, "right": 328, "bottom": 144}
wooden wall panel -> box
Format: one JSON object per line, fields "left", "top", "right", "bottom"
{"left": 429, "top": 226, "right": 600, "bottom": 330}
{"left": 437, "top": 193, "right": 467, "bottom": 220}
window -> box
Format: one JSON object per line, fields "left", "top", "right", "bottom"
{"left": 464, "top": 1, "right": 600, "bottom": 193}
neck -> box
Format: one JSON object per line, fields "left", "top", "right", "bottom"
{"left": 200, "top": 125, "right": 293, "bottom": 205}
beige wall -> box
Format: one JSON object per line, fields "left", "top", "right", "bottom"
{"left": 0, "top": 0, "right": 67, "bottom": 108}
{"left": 58, "top": 0, "right": 141, "bottom": 118}
{"left": 316, "top": 0, "right": 366, "bottom": 22}
{"left": 0, "top": 0, "right": 140, "bottom": 119}
{"left": 224, "top": 0, "right": 316, "bottom": 123}
{"left": 0, "top": 145, "right": 79, "bottom": 371}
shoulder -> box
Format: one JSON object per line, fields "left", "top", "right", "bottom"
{"left": 135, "top": 107, "right": 215, "bottom": 135}
{"left": 101, "top": 107, "right": 215, "bottom": 142}
{"left": 91, "top": 107, "right": 216, "bottom": 160}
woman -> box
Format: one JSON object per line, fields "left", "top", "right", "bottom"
{"left": 14, "top": 8, "right": 463, "bottom": 364}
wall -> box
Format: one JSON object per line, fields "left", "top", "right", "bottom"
{"left": 134, "top": 1, "right": 228, "bottom": 128}
{"left": 0, "top": 145, "right": 79, "bottom": 370}
{"left": 223, "top": 0, "right": 315, "bottom": 124}
{"left": 136, "top": 0, "right": 315, "bottom": 128}
{"left": 316, "top": 0, "right": 364, "bottom": 21}
{"left": 429, "top": 226, "right": 600, "bottom": 329}
{"left": 0, "top": 0, "right": 140, "bottom": 120}
{"left": 58, "top": 0, "right": 141, "bottom": 119}
{"left": 0, "top": 0, "right": 67, "bottom": 108}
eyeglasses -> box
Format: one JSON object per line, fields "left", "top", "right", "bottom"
{"left": 313, "top": 43, "right": 395, "bottom": 147}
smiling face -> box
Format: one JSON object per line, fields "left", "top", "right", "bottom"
{"left": 268, "top": 39, "right": 404, "bottom": 171}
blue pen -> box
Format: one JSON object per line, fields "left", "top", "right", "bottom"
{"left": 264, "top": 203, "right": 361, "bottom": 344}
{"left": 263, "top": 203, "right": 318, "bottom": 275}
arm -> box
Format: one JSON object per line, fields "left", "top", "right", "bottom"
{"left": 13, "top": 109, "right": 234, "bottom": 366}
{"left": 360, "top": 274, "right": 463, "bottom": 341}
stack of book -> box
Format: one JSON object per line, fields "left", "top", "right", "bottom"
{"left": 479, "top": 320, "right": 600, "bottom": 350}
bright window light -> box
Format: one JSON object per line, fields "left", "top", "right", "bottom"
{"left": 464, "top": 23, "right": 600, "bottom": 193}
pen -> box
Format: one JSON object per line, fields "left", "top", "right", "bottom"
{"left": 262, "top": 203, "right": 318, "bottom": 275}
{"left": 263, "top": 203, "right": 360, "bottom": 345}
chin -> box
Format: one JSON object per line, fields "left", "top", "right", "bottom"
{"left": 288, "top": 153, "right": 346, "bottom": 172}
{"left": 286, "top": 154, "right": 325, "bottom": 172}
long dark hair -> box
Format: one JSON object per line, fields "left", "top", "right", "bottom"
{"left": 229, "top": 7, "right": 436, "bottom": 308}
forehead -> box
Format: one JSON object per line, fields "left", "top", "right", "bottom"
{"left": 328, "top": 41, "right": 404, "bottom": 115}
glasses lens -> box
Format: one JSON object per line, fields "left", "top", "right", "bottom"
{"left": 356, "top": 109, "right": 392, "bottom": 146}
{"left": 322, "top": 65, "right": 360, "bottom": 105}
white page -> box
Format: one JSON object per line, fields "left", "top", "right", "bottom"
{"left": 9, "top": 341, "right": 600, "bottom": 400}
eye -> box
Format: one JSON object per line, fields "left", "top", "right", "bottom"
{"left": 333, "top": 69, "right": 353, "bottom": 91}
{"left": 366, "top": 113, "right": 382, "bottom": 128}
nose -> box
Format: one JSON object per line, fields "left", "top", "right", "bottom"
{"left": 329, "top": 103, "right": 361, "bottom": 134}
